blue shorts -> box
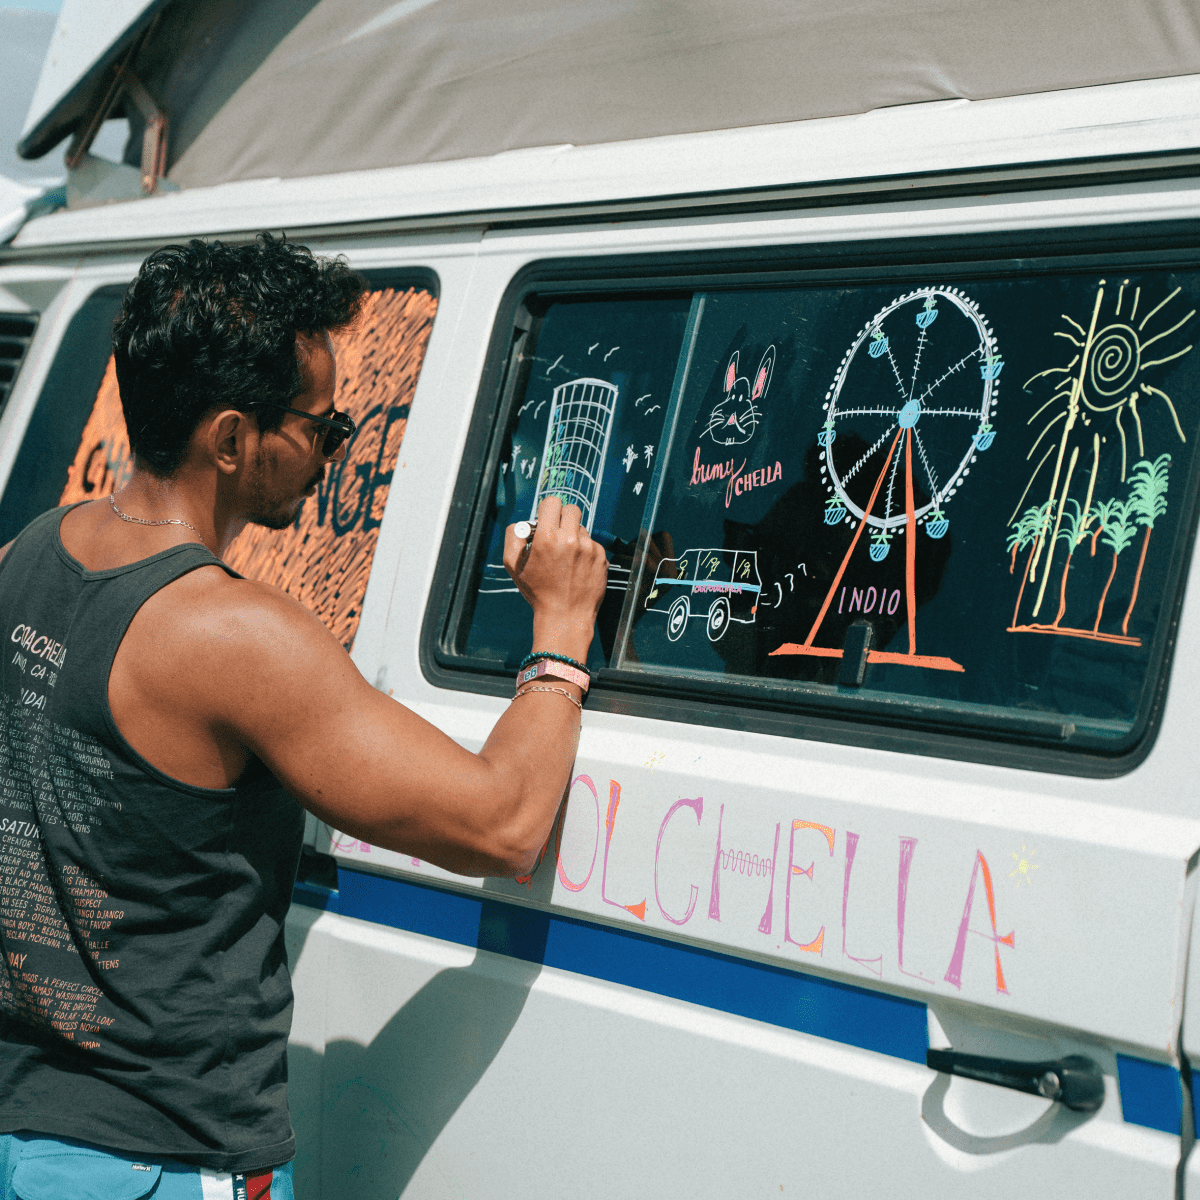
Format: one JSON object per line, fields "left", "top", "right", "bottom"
{"left": 0, "top": 1134, "right": 293, "bottom": 1200}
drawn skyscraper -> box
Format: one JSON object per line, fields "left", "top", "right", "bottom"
{"left": 530, "top": 377, "right": 618, "bottom": 532}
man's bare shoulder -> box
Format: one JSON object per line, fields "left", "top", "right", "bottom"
{"left": 127, "top": 563, "right": 359, "bottom": 714}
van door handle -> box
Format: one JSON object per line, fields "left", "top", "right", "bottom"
{"left": 926, "top": 1049, "right": 1105, "bottom": 1112}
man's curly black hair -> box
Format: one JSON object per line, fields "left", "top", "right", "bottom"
{"left": 112, "top": 233, "right": 366, "bottom": 476}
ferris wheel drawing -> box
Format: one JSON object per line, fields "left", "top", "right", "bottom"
{"left": 773, "top": 286, "right": 1001, "bottom": 674}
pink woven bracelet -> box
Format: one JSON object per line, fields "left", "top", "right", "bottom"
{"left": 515, "top": 659, "right": 590, "bottom": 694}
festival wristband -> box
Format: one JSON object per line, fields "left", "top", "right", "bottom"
{"left": 517, "top": 651, "right": 590, "bottom": 676}
{"left": 516, "top": 659, "right": 590, "bottom": 693}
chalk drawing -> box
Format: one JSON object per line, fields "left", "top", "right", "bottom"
{"left": 1009, "top": 278, "right": 1191, "bottom": 642}
{"left": 842, "top": 831, "right": 883, "bottom": 977}
{"left": 601, "top": 780, "right": 646, "bottom": 920}
{"left": 1009, "top": 843, "right": 1039, "bottom": 887}
{"left": 703, "top": 346, "right": 775, "bottom": 447}
{"left": 897, "top": 836, "right": 934, "bottom": 982}
{"left": 529, "top": 377, "right": 618, "bottom": 532}
{"left": 944, "top": 851, "right": 1014, "bottom": 994}
{"left": 644, "top": 548, "right": 761, "bottom": 643}
{"left": 654, "top": 797, "right": 703, "bottom": 925}
{"left": 771, "top": 286, "right": 991, "bottom": 674}
{"left": 784, "top": 820, "right": 834, "bottom": 954}
{"left": 544, "top": 777, "right": 1021, "bottom": 997}
{"left": 555, "top": 774, "right": 600, "bottom": 893}
{"left": 758, "top": 822, "right": 781, "bottom": 935}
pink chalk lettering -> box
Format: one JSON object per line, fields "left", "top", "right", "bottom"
{"left": 724, "top": 460, "right": 748, "bottom": 508}
{"left": 944, "top": 851, "right": 1015, "bottom": 994}
{"left": 897, "top": 836, "right": 933, "bottom": 981}
{"left": 841, "top": 831, "right": 882, "bottom": 977}
{"left": 691, "top": 448, "right": 738, "bottom": 485}
{"left": 601, "top": 780, "right": 646, "bottom": 920}
{"left": 708, "top": 803, "right": 724, "bottom": 921}
{"left": 758, "top": 822, "right": 781, "bottom": 935}
{"left": 784, "top": 820, "right": 834, "bottom": 954}
{"left": 654, "top": 797, "right": 703, "bottom": 926}
{"left": 556, "top": 774, "right": 600, "bottom": 893}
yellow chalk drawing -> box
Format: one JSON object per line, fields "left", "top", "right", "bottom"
{"left": 1008, "top": 279, "right": 1192, "bottom": 644}
{"left": 644, "top": 750, "right": 666, "bottom": 770}
{"left": 1009, "top": 843, "right": 1039, "bottom": 887}
{"left": 59, "top": 286, "right": 437, "bottom": 649}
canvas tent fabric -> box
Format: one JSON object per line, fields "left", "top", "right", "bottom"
{"left": 18, "top": 0, "right": 1200, "bottom": 190}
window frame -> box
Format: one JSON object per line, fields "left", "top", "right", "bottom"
{"left": 419, "top": 222, "right": 1200, "bottom": 778}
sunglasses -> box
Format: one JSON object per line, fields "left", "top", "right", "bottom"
{"left": 260, "top": 404, "right": 357, "bottom": 456}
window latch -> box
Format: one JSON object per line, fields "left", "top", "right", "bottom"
{"left": 926, "top": 1048, "right": 1105, "bottom": 1112}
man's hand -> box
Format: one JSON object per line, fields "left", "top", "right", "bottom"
{"left": 502, "top": 496, "right": 608, "bottom": 664}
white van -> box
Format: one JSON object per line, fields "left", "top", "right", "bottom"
{"left": 4, "top": 2, "right": 1200, "bottom": 1196}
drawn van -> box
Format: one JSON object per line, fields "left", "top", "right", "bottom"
{"left": 645, "top": 548, "right": 761, "bottom": 641}
{"left": 5, "top": 2, "right": 1200, "bottom": 1196}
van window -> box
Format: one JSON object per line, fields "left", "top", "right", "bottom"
{"left": 1, "top": 280, "right": 437, "bottom": 651}
{"left": 440, "top": 264, "right": 1200, "bottom": 755}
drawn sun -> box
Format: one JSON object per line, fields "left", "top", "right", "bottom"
{"left": 1010, "top": 843, "right": 1039, "bottom": 886}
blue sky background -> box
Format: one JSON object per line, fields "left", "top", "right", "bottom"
{"left": 4, "top": 1, "right": 62, "bottom": 12}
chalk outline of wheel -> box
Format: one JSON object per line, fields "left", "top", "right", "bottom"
{"left": 667, "top": 595, "right": 691, "bottom": 641}
{"left": 821, "top": 286, "right": 998, "bottom": 531}
{"left": 706, "top": 596, "right": 731, "bottom": 642}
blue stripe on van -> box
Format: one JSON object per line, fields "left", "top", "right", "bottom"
{"left": 335, "top": 866, "right": 928, "bottom": 1063}
{"left": 292, "top": 880, "right": 340, "bottom": 912}
{"left": 1116, "top": 1054, "right": 1184, "bottom": 1135}
{"left": 296, "top": 870, "right": 1185, "bottom": 1137}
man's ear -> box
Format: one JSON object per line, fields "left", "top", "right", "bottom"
{"left": 207, "top": 410, "right": 253, "bottom": 475}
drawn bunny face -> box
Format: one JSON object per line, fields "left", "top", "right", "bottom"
{"left": 703, "top": 345, "right": 775, "bottom": 446}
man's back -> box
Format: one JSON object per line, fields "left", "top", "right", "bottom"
{"left": 0, "top": 505, "right": 303, "bottom": 1171}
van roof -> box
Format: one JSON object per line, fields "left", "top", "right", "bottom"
{"left": 17, "top": 0, "right": 1200, "bottom": 191}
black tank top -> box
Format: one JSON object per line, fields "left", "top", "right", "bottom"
{"left": 0, "top": 505, "right": 304, "bottom": 1172}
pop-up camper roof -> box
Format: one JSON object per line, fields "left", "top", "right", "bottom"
{"left": 17, "top": 0, "right": 1200, "bottom": 193}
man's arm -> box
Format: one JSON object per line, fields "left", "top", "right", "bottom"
{"left": 193, "top": 499, "right": 606, "bottom": 877}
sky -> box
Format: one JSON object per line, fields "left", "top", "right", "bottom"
{"left": 4, "top": 1, "right": 62, "bottom": 11}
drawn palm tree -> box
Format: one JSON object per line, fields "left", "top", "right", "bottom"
{"left": 1009, "top": 500, "right": 1054, "bottom": 628}
{"left": 1016, "top": 282, "right": 1192, "bottom": 622}
{"left": 1094, "top": 499, "right": 1137, "bottom": 633}
{"left": 1086, "top": 497, "right": 1122, "bottom": 559}
{"left": 1121, "top": 453, "right": 1171, "bottom": 635}
{"left": 1007, "top": 505, "right": 1042, "bottom": 574}
{"left": 1051, "top": 499, "right": 1089, "bottom": 627}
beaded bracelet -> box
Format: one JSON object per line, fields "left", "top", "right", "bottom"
{"left": 517, "top": 659, "right": 590, "bottom": 694}
{"left": 517, "top": 650, "right": 590, "bottom": 677}
{"left": 512, "top": 684, "right": 583, "bottom": 712}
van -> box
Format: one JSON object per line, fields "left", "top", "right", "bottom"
{"left": 4, "top": 3, "right": 1200, "bottom": 1195}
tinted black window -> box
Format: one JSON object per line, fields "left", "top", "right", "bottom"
{"left": 443, "top": 265, "right": 1200, "bottom": 753}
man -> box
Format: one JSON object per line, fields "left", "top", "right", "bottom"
{"left": 0, "top": 235, "right": 606, "bottom": 1197}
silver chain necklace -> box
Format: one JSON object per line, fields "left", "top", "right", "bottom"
{"left": 109, "top": 493, "right": 200, "bottom": 535}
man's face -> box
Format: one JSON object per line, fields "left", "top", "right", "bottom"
{"left": 246, "top": 332, "right": 343, "bottom": 530}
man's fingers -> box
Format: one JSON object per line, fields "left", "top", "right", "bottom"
{"left": 558, "top": 501, "right": 583, "bottom": 533}
{"left": 536, "top": 495, "right": 563, "bottom": 528}
{"left": 503, "top": 522, "right": 535, "bottom": 581}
